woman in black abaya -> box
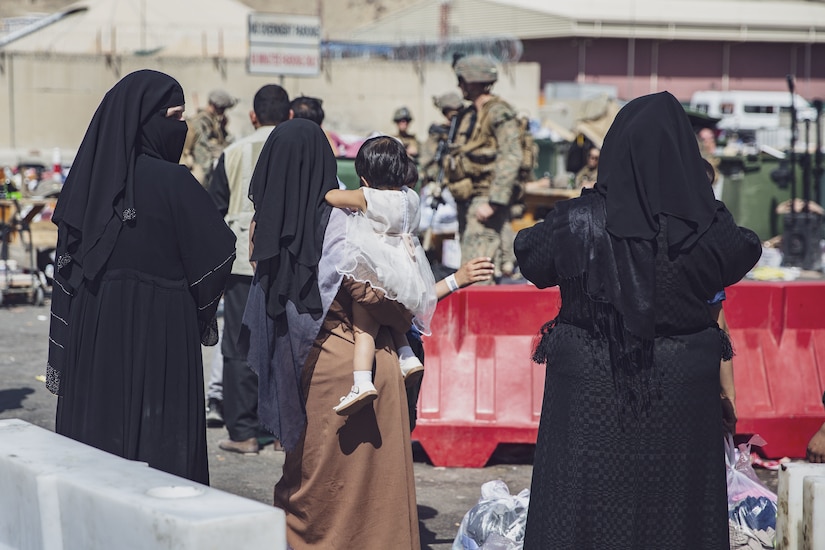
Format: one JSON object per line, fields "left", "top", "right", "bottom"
{"left": 47, "top": 70, "right": 235, "bottom": 484}
{"left": 515, "top": 92, "right": 761, "bottom": 549}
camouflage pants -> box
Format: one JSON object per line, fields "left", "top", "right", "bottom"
{"left": 457, "top": 196, "right": 509, "bottom": 285}
{"left": 498, "top": 221, "right": 516, "bottom": 276}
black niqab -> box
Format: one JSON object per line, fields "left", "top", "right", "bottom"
{"left": 140, "top": 108, "right": 188, "bottom": 163}
{"left": 53, "top": 69, "right": 186, "bottom": 284}
{"left": 248, "top": 118, "right": 339, "bottom": 319}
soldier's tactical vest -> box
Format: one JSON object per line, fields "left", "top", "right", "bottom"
{"left": 396, "top": 133, "right": 419, "bottom": 155}
{"left": 444, "top": 96, "right": 515, "bottom": 201}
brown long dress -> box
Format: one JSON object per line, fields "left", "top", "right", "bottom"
{"left": 274, "top": 278, "right": 420, "bottom": 550}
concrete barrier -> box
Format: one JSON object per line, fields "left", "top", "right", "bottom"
{"left": 802, "top": 475, "right": 825, "bottom": 550}
{"left": 776, "top": 462, "right": 825, "bottom": 550}
{"left": 0, "top": 419, "right": 285, "bottom": 550}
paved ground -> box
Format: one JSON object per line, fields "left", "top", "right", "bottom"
{"left": 0, "top": 298, "right": 782, "bottom": 549}
{"left": 0, "top": 300, "right": 533, "bottom": 549}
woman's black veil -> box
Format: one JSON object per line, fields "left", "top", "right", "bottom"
{"left": 53, "top": 69, "right": 185, "bottom": 285}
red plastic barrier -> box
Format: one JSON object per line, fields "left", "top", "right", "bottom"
{"left": 726, "top": 281, "right": 825, "bottom": 459}
{"left": 413, "top": 286, "right": 557, "bottom": 467}
{"left": 413, "top": 282, "right": 825, "bottom": 467}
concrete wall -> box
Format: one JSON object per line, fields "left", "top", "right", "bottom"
{"left": 0, "top": 54, "right": 540, "bottom": 158}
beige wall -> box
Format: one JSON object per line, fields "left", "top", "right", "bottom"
{"left": 0, "top": 54, "right": 540, "bottom": 161}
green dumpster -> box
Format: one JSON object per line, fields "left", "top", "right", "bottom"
{"left": 719, "top": 153, "right": 801, "bottom": 242}
{"left": 535, "top": 138, "right": 557, "bottom": 178}
{"left": 336, "top": 157, "right": 360, "bottom": 190}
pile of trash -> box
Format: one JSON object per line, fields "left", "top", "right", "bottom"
{"left": 453, "top": 480, "right": 529, "bottom": 550}
{"left": 726, "top": 435, "right": 778, "bottom": 550}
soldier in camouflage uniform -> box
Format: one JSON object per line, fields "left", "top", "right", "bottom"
{"left": 441, "top": 55, "right": 522, "bottom": 283}
{"left": 419, "top": 92, "right": 464, "bottom": 186}
{"left": 392, "top": 106, "right": 420, "bottom": 159}
{"left": 182, "top": 89, "right": 237, "bottom": 189}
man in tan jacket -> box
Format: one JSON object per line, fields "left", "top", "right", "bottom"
{"left": 207, "top": 84, "right": 292, "bottom": 454}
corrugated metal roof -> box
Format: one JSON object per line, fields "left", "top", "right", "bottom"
{"left": 349, "top": 0, "right": 825, "bottom": 43}
{"left": 3, "top": 0, "right": 252, "bottom": 57}
{"left": 349, "top": 0, "right": 573, "bottom": 42}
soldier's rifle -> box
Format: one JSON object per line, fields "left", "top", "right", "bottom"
{"left": 423, "top": 108, "right": 465, "bottom": 252}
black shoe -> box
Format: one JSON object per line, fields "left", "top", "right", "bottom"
{"left": 206, "top": 398, "right": 224, "bottom": 428}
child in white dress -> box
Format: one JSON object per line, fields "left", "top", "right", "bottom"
{"left": 326, "top": 136, "right": 437, "bottom": 415}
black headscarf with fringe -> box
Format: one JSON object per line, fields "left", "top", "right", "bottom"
{"left": 535, "top": 92, "right": 720, "bottom": 414}
{"left": 592, "top": 91, "right": 718, "bottom": 342}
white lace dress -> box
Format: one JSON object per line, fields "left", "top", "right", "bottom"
{"left": 337, "top": 186, "right": 437, "bottom": 334}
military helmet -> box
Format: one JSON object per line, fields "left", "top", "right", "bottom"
{"left": 454, "top": 55, "right": 498, "bottom": 84}
{"left": 433, "top": 92, "right": 463, "bottom": 111}
{"left": 208, "top": 89, "right": 238, "bottom": 109}
{"left": 393, "top": 106, "right": 413, "bottom": 122}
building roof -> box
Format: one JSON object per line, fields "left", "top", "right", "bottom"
{"left": 2, "top": 0, "right": 252, "bottom": 57}
{"left": 348, "top": 0, "right": 825, "bottom": 44}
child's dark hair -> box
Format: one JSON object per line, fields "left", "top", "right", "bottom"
{"left": 701, "top": 158, "right": 717, "bottom": 185}
{"left": 355, "top": 136, "right": 416, "bottom": 190}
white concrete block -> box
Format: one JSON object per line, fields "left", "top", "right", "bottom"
{"left": 0, "top": 419, "right": 286, "bottom": 550}
{"left": 776, "top": 461, "right": 825, "bottom": 550}
{"left": 802, "top": 475, "right": 825, "bottom": 550}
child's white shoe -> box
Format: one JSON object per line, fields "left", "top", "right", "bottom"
{"left": 333, "top": 382, "right": 378, "bottom": 416}
{"left": 400, "top": 356, "right": 424, "bottom": 387}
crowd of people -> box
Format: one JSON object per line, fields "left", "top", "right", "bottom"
{"left": 42, "top": 57, "right": 825, "bottom": 549}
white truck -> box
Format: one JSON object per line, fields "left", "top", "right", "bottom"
{"left": 689, "top": 90, "right": 817, "bottom": 149}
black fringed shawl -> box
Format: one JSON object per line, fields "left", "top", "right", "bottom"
{"left": 519, "top": 92, "right": 727, "bottom": 414}
{"left": 530, "top": 191, "right": 663, "bottom": 413}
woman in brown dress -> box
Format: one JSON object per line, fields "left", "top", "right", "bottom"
{"left": 242, "top": 119, "right": 420, "bottom": 549}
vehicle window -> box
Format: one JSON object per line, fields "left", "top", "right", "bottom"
{"left": 695, "top": 103, "right": 709, "bottom": 114}
{"left": 720, "top": 103, "right": 734, "bottom": 115}
{"left": 743, "top": 104, "right": 775, "bottom": 114}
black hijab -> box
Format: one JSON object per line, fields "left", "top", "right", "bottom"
{"left": 248, "top": 118, "right": 339, "bottom": 319}
{"left": 596, "top": 91, "right": 717, "bottom": 251}
{"left": 53, "top": 69, "right": 186, "bottom": 284}
{"left": 586, "top": 91, "right": 721, "bottom": 343}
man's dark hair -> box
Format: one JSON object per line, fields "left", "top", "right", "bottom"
{"left": 253, "top": 84, "right": 290, "bottom": 126}
{"left": 290, "top": 96, "right": 324, "bottom": 126}
{"left": 355, "top": 136, "right": 414, "bottom": 190}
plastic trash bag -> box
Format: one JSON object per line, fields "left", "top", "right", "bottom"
{"left": 452, "top": 480, "right": 530, "bottom": 550}
{"left": 726, "top": 434, "right": 777, "bottom": 549}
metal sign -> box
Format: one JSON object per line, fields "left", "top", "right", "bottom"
{"left": 248, "top": 13, "right": 321, "bottom": 76}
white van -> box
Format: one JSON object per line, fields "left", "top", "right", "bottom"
{"left": 690, "top": 90, "right": 815, "bottom": 132}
